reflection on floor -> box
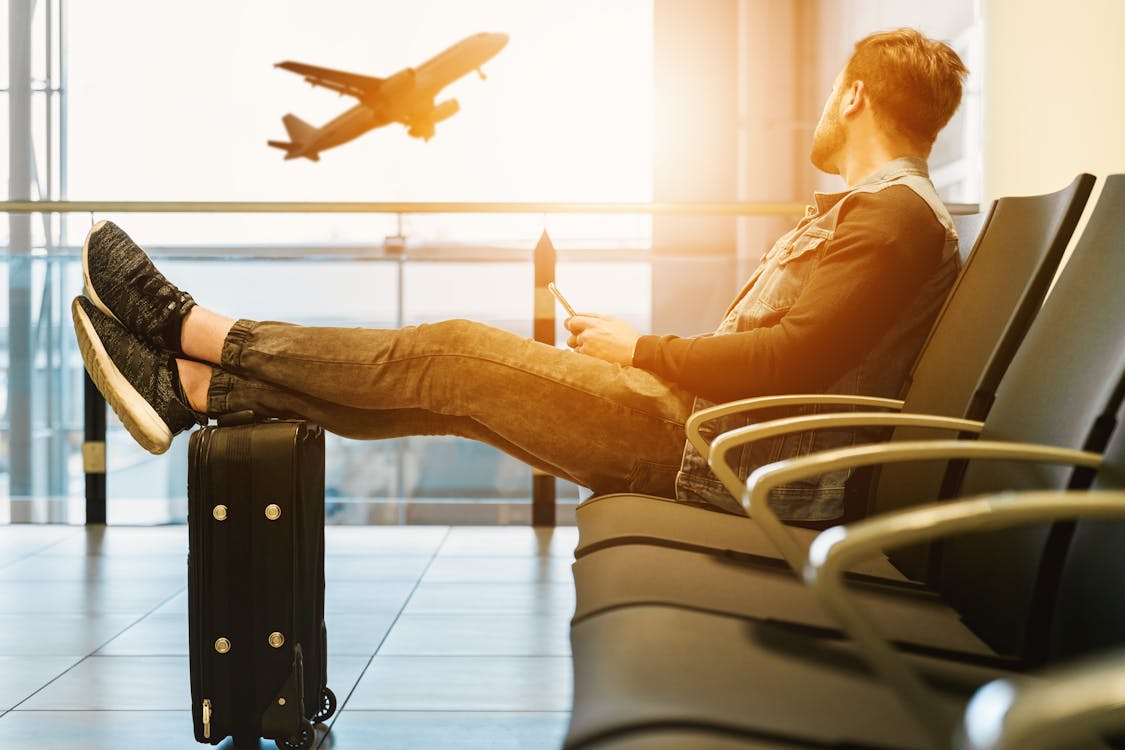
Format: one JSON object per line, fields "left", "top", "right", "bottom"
{"left": 0, "top": 524, "right": 575, "bottom": 749}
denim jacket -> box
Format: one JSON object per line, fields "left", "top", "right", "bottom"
{"left": 674, "top": 157, "right": 961, "bottom": 520}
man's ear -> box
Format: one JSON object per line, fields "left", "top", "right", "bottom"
{"left": 841, "top": 79, "right": 866, "bottom": 117}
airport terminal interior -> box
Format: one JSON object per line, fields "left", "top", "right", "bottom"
{"left": 3, "top": 1, "right": 1124, "bottom": 748}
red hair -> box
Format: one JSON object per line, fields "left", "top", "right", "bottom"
{"left": 844, "top": 28, "right": 968, "bottom": 148}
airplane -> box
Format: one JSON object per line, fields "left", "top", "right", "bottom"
{"left": 268, "top": 31, "right": 509, "bottom": 161}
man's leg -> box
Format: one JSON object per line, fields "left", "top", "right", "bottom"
{"left": 78, "top": 220, "right": 692, "bottom": 494}
{"left": 183, "top": 315, "right": 693, "bottom": 496}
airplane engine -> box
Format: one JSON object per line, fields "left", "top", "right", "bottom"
{"left": 408, "top": 122, "right": 436, "bottom": 140}
{"left": 430, "top": 98, "right": 461, "bottom": 123}
{"left": 407, "top": 99, "right": 461, "bottom": 141}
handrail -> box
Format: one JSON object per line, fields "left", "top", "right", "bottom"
{"left": 0, "top": 200, "right": 982, "bottom": 216}
{"left": 1, "top": 200, "right": 807, "bottom": 215}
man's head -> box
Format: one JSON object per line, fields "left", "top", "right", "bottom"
{"left": 811, "top": 28, "right": 968, "bottom": 175}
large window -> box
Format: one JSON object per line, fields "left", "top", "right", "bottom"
{"left": 2, "top": 0, "right": 654, "bottom": 523}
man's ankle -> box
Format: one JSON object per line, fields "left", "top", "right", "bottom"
{"left": 176, "top": 358, "right": 211, "bottom": 413}
{"left": 180, "top": 307, "right": 236, "bottom": 365}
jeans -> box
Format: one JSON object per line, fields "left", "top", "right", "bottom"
{"left": 205, "top": 318, "right": 694, "bottom": 496}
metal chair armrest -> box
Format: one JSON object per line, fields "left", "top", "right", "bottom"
{"left": 685, "top": 394, "right": 904, "bottom": 460}
{"left": 708, "top": 412, "right": 983, "bottom": 503}
{"left": 804, "top": 489, "right": 1121, "bottom": 747}
{"left": 744, "top": 439, "right": 1099, "bottom": 574}
{"left": 958, "top": 644, "right": 1125, "bottom": 750}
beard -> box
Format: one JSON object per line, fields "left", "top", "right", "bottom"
{"left": 809, "top": 102, "right": 845, "bottom": 174}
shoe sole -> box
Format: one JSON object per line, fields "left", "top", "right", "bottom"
{"left": 82, "top": 220, "right": 125, "bottom": 327}
{"left": 72, "top": 298, "right": 172, "bottom": 455}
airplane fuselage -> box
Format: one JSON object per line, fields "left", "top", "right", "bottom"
{"left": 272, "top": 32, "right": 508, "bottom": 159}
{"left": 309, "top": 103, "right": 389, "bottom": 154}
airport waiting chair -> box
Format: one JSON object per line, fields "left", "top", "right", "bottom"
{"left": 564, "top": 179, "right": 1125, "bottom": 748}
{"left": 569, "top": 175, "right": 1124, "bottom": 647}
{"left": 573, "top": 175, "right": 1095, "bottom": 571}
{"left": 565, "top": 488, "right": 1125, "bottom": 749}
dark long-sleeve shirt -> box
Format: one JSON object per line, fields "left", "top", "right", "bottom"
{"left": 633, "top": 185, "right": 947, "bottom": 404}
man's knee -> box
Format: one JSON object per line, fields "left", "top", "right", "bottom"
{"left": 416, "top": 319, "right": 519, "bottom": 353}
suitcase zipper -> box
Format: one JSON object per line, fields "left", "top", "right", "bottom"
{"left": 192, "top": 429, "right": 219, "bottom": 742}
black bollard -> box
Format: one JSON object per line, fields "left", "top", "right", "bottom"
{"left": 84, "top": 372, "right": 107, "bottom": 525}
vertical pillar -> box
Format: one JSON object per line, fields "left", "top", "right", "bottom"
{"left": 651, "top": 0, "right": 739, "bottom": 336}
{"left": 9, "top": 0, "right": 35, "bottom": 508}
{"left": 736, "top": 1, "right": 816, "bottom": 280}
{"left": 530, "top": 230, "right": 557, "bottom": 527}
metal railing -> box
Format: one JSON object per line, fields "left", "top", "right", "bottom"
{"left": 1, "top": 200, "right": 811, "bottom": 215}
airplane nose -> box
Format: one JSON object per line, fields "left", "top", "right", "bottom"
{"left": 491, "top": 32, "right": 510, "bottom": 50}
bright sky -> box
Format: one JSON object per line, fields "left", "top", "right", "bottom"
{"left": 62, "top": 0, "right": 653, "bottom": 246}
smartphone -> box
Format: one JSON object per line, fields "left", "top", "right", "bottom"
{"left": 548, "top": 282, "right": 577, "bottom": 317}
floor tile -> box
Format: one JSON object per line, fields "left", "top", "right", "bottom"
{"left": 0, "top": 657, "right": 82, "bottom": 710}
{"left": 320, "top": 710, "right": 569, "bottom": 750}
{"left": 379, "top": 614, "right": 570, "bottom": 656}
{"left": 0, "top": 711, "right": 208, "bottom": 750}
{"left": 0, "top": 524, "right": 574, "bottom": 747}
{"left": 422, "top": 556, "right": 574, "bottom": 583}
{"left": 0, "top": 580, "right": 184, "bottom": 614}
{"left": 325, "top": 581, "right": 417, "bottom": 614}
{"left": 347, "top": 656, "right": 572, "bottom": 711}
{"left": 41, "top": 525, "right": 189, "bottom": 557}
{"left": 0, "top": 614, "right": 140, "bottom": 656}
{"left": 326, "top": 612, "right": 398, "bottom": 656}
{"left": 403, "top": 582, "right": 575, "bottom": 615}
{"left": 324, "top": 656, "right": 375, "bottom": 701}
{"left": 0, "top": 553, "right": 187, "bottom": 582}
{"left": 325, "top": 555, "right": 432, "bottom": 582}
{"left": 438, "top": 526, "right": 579, "bottom": 557}
{"left": 95, "top": 613, "right": 187, "bottom": 656}
{"left": 19, "top": 656, "right": 189, "bottom": 710}
{"left": 0, "top": 526, "right": 82, "bottom": 566}
{"left": 325, "top": 526, "right": 448, "bottom": 556}
{"left": 151, "top": 589, "right": 188, "bottom": 615}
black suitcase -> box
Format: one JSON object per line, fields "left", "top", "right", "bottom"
{"left": 187, "top": 413, "right": 336, "bottom": 750}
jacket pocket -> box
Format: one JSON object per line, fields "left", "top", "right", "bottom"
{"left": 738, "top": 229, "right": 831, "bottom": 326}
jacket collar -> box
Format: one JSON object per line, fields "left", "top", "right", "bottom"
{"left": 812, "top": 157, "right": 931, "bottom": 214}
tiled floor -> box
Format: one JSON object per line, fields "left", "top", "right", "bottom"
{"left": 0, "top": 524, "right": 576, "bottom": 749}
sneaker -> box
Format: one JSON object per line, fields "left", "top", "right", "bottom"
{"left": 72, "top": 296, "right": 204, "bottom": 454}
{"left": 82, "top": 220, "right": 196, "bottom": 354}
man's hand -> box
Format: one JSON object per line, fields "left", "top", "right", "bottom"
{"left": 565, "top": 314, "right": 639, "bottom": 366}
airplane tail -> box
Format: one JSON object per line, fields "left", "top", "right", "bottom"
{"left": 267, "top": 114, "right": 320, "bottom": 161}
{"left": 281, "top": 113, "right": 316, "bottom": 143}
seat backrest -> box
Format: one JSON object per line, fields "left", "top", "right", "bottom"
{"left": 953, "top": 210, "right": 988, "bottom": 264}
{"left": 936, "top": 174, "right": 1125, "bottom": 657}
{"left": 872, "top": 175, "right": 1095, "bottom": 537}
{"left": 1048, "top": 424, "right": 1125, "bottom": 663}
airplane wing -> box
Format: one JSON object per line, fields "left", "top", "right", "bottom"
{"left": 274, "top": 61, "right": 384, "bottom": 98}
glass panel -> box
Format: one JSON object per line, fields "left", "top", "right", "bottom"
{"left": 0, "top": 0, "right": 9, "bottom": 90}
{"left": 4, "top": 0, "right": 663, "bottom": 525}
{"left": 0, "top": 98, "right": 8, "bottom": 205}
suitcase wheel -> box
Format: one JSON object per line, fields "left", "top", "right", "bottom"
{"left": 311, "top": 687, "right": 337, "bottom": 724}
{"left": 275, "top": 719, "right": 314, "bottom": 750}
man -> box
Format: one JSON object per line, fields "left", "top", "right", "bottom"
{"left": 73, "top": 28, "right": 967, "bottom": 522}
